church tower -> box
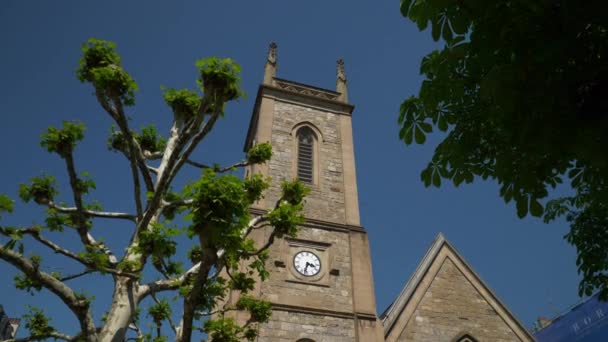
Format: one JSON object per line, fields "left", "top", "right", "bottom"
{"left": 242, "top": 43, "right": 384, "bottom": 341}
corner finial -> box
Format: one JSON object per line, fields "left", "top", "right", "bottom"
{"left": 336, "top": 58, "right": 348, "bottom": 102}
{"left": 263, "top": 42, "right": 277, "bottom": 85}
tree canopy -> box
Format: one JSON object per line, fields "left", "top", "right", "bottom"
{"left": 0, "top": 39, "right": 308, "bottom": 342}
{"left": 398, "top": 0, "right": 608, "bottom": 298}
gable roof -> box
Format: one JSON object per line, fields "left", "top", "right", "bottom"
{"left": 381, "top": 233, "right": 535, "bottom": 341}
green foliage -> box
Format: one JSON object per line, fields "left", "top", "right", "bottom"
{"left": 196, "top": 57, "right": 243, "bottom": 108}
{"left": 40, "top": 121, "right": 85, "bottom": 157}
{"left": 23, "top": 306, "right": 55, "bottom": 338}
{"left": 236, "top": 295, "right": 272, "bottom": 322}
{"left": 185, "top": 170, "right": 258, "bottom": 245}
{"left": 137, "top": 124, "right": 167, "bottom": 154}
{"left": 0, "top": 194, "right": 14, "bottom": 219}
{"left": 228, "top": 271, "right": 256, "bottom": 293}
{"left": 246, "top": 142, "right": 272, "bottom": 164}
{"left": 14, "top": 273, "right": 43, "bottom": 294}
{"left": 280, "top": 180, "right": 309, "bottom": 205}
{"left": 399, "top": 0, "right": 608, "bottom": 296}
{"left": 203, "top": 317, "right": 258, "bottom": 342}
{"left": 185, "top": 276, "right": 227, "bottom": 313}
{"left": 76, "top": 172, "right": 97, "bottom": 195}
{"left": 162, "top": 87, "right": 202, "bottom": 119}
{"left": 148, "top": 298, "right": 172, "bottom": 325}
{"left": 78, "top": 245, "right": 111, "bottom": 270}
{"left": 135, "top": 221, "right": 179, "bottom": 272}
{"left": 0, "top": 37, "right": 308, "bottom": 341}
{"left": 243, "top": 174, "right": 270, "bottom": 204}
{"left": 77, "top": 38, "right": 138, "bottom": 106}
{"left": 19, "top": 175, "right": 58, "bottom": 205}
{"left": 267, "top": 201, "right": 304, "bottom": 238}
{"left": 108, "top": 124, "right": 166, "bottom": 155}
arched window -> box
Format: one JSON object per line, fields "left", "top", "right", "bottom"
{"left": 296, "top": 339, "right": 315, "bottom": 342}
{"left": 296, "top": 126, "right": 315, "bottom": 184}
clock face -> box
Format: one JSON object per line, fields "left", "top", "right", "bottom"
{"left": 293, "top": 251, "right": 321, "bottom": 276}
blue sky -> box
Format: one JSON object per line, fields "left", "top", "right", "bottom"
{"left": 0, "top": 0, "right": 581, "bottom": 337}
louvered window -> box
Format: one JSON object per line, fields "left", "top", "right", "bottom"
{"left": 297, "top": 127, "right": 315, "bottom": 184}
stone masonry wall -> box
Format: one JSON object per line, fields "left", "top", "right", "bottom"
{"left": 257, "top": 310, "right": 355, "bottom": 342}
{"left": 396, "top": 258, "right": 521, "bottom": 342}
{"left": 261, "top": 226, "right": 354, "bottom": 313}
{"left": 265, "top": 100, "right": 346, "bottom": 224}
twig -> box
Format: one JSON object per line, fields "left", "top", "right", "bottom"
{"left": 48, "top": 202, "right": 136, "bottom": 221}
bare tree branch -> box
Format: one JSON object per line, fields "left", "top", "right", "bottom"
{"left": 112, "top": 97, "right": 155, "bottom": 194}
{"left": 60, "top": 269, "right": 96, "bottom": 282}
{"left": 175, "top": 243, "right": 217, "bottom": 342}
{"left": 0, "top": 245, "right": 97, "bottom": 340}
{"left": 185, "top": 159, "right": 248, "bottom": 173}
{"left": 0, "top": 227, "right": 136, "bottom": 279}
{"left": 152, "top": 293, "right": 177, "bottom": 334}
{"left": 139, "top": 262, "right": 202, "bottom": 297}
{"left": 48, "top": 202, "right": 136, "bottom": 221}
{"left": 4, "top": 331, "right": 74, "bottom": 342}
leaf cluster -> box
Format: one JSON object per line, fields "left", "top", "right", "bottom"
{"left": 399, "top": 0, "right": 608, "bottom": 296}
{"left": 162, "top": 87, "right": 202, "bottom": 119}
{"left": 108, "top": 124, "right": 166, "bottom": 155}
{"left": 203, "top": 317, "right": 258, "bottom": 342}
{"left": 76, "top": 38, "right": 138, "bottom": 106}
{"left": 19, "top": 175, "right": 58, "bottom": 205}
{"left": 40, "top": 121, "right": 85, "bottom": 158}
{"left": 246, "top": 142, "right": 272, "bottom": 164}
{"left": 23, "top": 306, "right": 55, "bottom": 338}
{"left": 196, "top": 57, "right": 243, "bottom": 109}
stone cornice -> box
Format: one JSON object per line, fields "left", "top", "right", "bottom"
{"left": 243, "top": 80, "right": 354, "bottom": 152}
{"left": 272, "top": 303, "right": 378, "bottom": 321}
{"left": 273, "top": 77, "right": 341, "bottom": 100}
{"left": 249, "top": 207, "right": 366, "bottom": 234}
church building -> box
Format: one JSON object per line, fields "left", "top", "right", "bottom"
{"left": 240, "top": 43, "right": 536, "bottom": 342}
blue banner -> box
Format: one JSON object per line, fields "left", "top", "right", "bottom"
{"left": 535, "top": 294, "right": 608, "bottom": 342}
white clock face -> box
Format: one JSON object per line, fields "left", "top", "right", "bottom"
{"left": 293, "top": 251, "right": 321, "bottom": 276}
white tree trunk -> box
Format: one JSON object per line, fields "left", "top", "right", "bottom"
{"left": 99, "top": 278, "right": 140, "bottom": 342}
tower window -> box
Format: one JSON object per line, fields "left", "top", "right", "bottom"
{"left": 296, "top": 126, "right": 315, "bottom": 184}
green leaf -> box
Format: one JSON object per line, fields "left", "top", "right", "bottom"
{"left": 421, "top": 167, "right": 432, "bottom": 187}
{"left": 414, "top": 126, "right": 426, "bottom": 144}
{"left": 530, "top": 198, "right": 544, "bottom": 217}
{"left": 442, "top": 17, "right": 453, "bottom": 42}
{"left": 402, "top": 125, "right": 414, "bottom": 145}
{"left": 450, "top": 13, "right": 468, "bottom": 34}
{"left": 419, "top": 122, "right": 433, "bottom": 133}
{"left": 400, "top": 0, "right": 413, "bottom": 17}
{"left": 431, "top": 18, "right": 441, "bottom": 41}
{"left": 516, "top": 195, "right": 528, "bottom": 218}
{"left": 0, "top": 194, "right": 14, "bottom": 218}
{"left": 432, "top": 170, "right": 441, "bottom": 187}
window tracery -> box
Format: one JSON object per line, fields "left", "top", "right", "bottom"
{"left": 296, "top": 126, "right": 316, "bottom": 184}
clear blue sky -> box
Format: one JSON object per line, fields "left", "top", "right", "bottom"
{"left": 0, "top": 0, "right": 581, "bottom": 338}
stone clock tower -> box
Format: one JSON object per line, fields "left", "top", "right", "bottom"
{"left": 241, "top": 43, "right": 384, "bottom": 341}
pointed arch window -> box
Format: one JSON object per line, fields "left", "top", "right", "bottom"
{"left": 296, "top": 126, "right": 316, "bottom": 184}
{"left": 455, "top": 334, "right": 478, "bottom": 342}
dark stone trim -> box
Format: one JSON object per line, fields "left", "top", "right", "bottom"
{"left": 263, "top": 86, "right": 354, "bottom": 115}
{"left": 273, "top": 77, "right": 341, "bottom": 95}
{"left": 249, "top": 207, "right": 367, "bottom": 234}
{"left": 271, "top": 303, "right": 378, "bottom": 321}
{"left": 244, "top": 83, "right": 355, "bottom": 151}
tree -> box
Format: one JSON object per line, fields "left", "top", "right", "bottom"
{"left": 0, "top": 39, "right": 308, "bottom": 342}
{"left": 397, "top": 1, "right": 608, "bottom": 298}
